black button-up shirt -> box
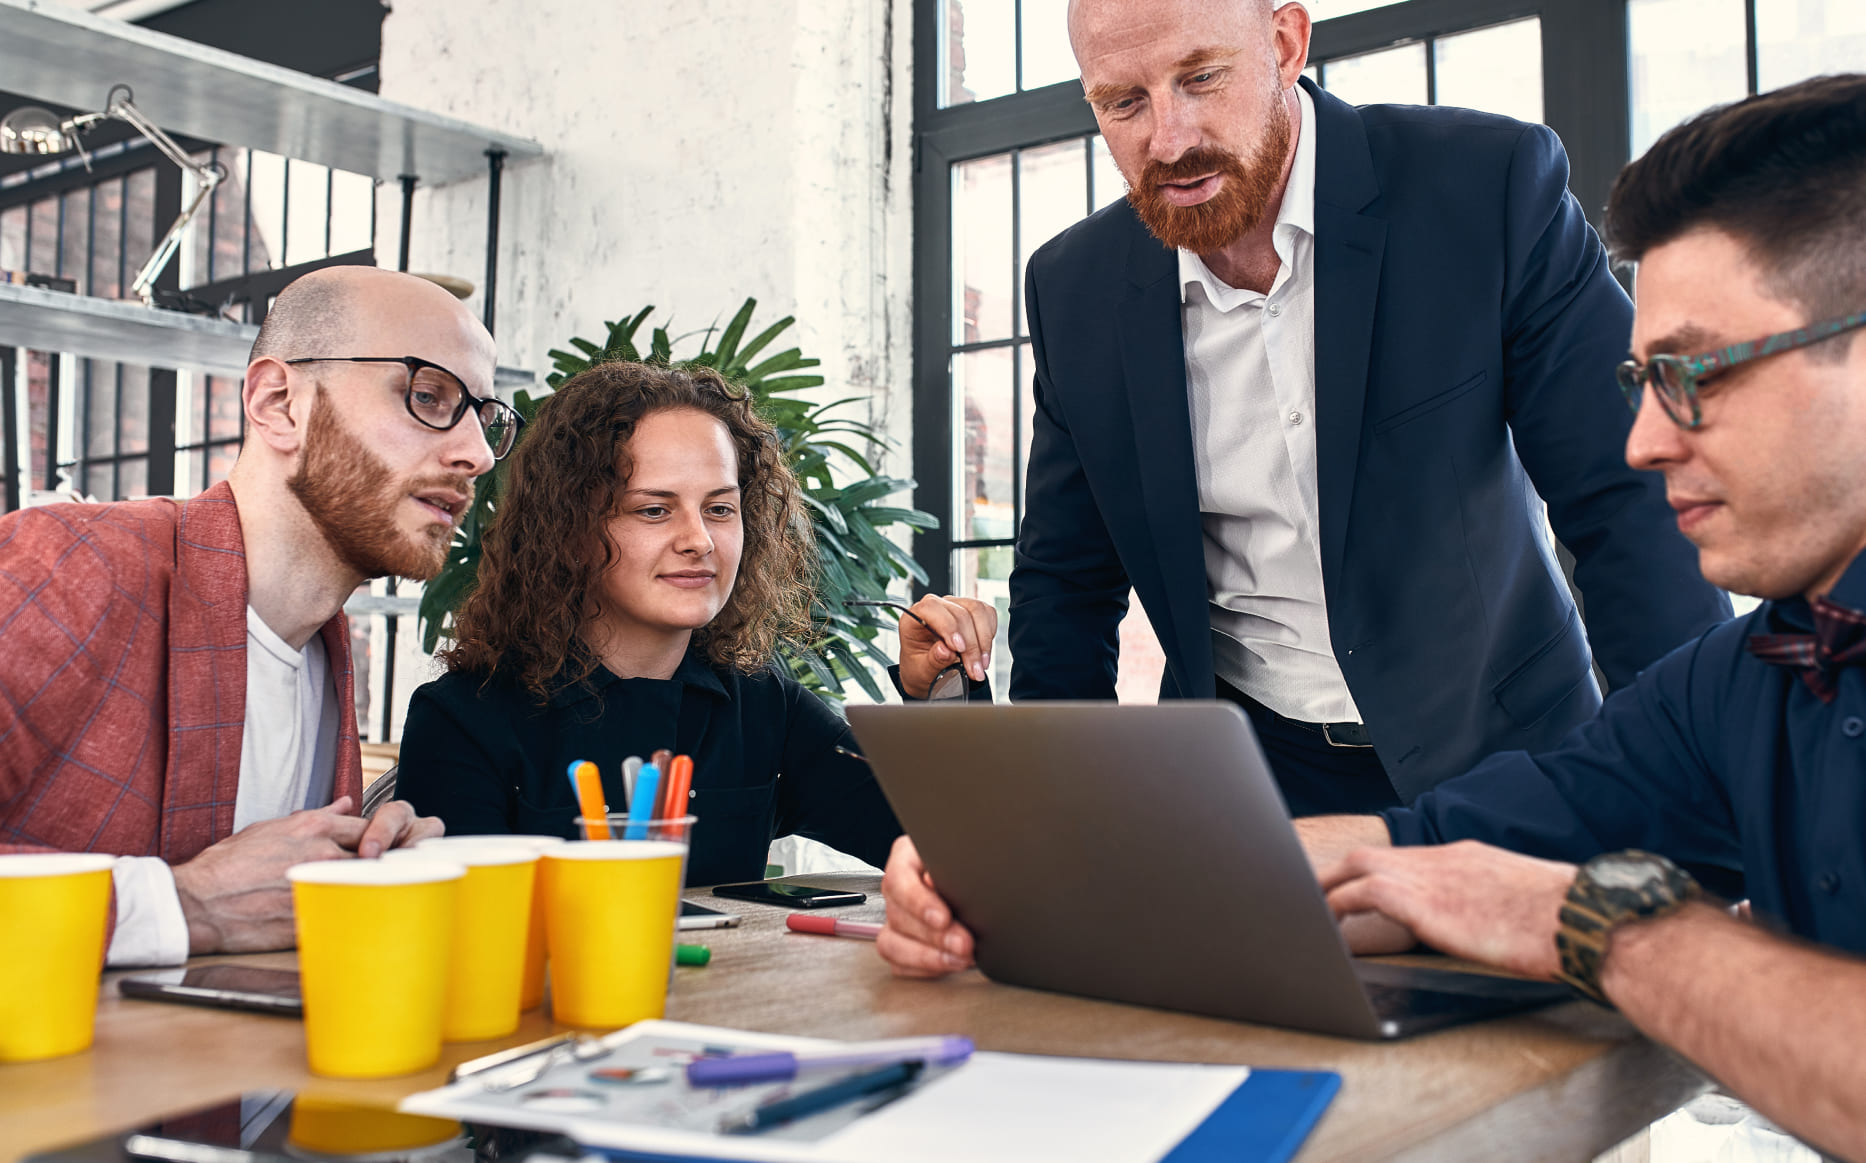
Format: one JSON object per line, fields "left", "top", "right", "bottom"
{"left": 1383, "top": 552, "right": 1866, "bottom": 953}
{"left": 397, "top": 650, "right": 900, "bottom": 886}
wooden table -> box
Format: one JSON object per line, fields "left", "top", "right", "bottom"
{"left": 0, "top": 875, "right": 1708, "bottom": 1163}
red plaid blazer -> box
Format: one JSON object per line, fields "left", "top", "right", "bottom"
{"left": 0, "top": 481, "right": 363, "bottom": 870}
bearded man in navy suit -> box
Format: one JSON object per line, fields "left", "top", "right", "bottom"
{"left": 996, "top": 0, "right": 1728, "bottom": 817}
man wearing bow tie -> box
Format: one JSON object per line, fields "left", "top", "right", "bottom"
{"left": 883, "top": 72, "right": 1866, "bottom": 1157}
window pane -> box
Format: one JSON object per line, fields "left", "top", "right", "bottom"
{"left": 953, "top": 546, "right": 1014, "bottom": 695}
{"left": 1756, "top": 0, "right": 1866, "bottom": 91}
{"left": 124, "top": 168, "right": 155, "bottom": 291}
{"left": 284, "top": 160, "right": 330, "bottom": 267}
{"left": 952, "top": 153, "right": 1015, "bottom": 344}
{"left": 943, "top": 0, "right": 1016, "bottom": 106}
{"left": 28, "top": 197, "right": 57, "bottom": 281}
{"left": 58, "top": 187, "right": 91, "bottom": 291}
{"left": 1628, "top": 0, "right": 1747, "bottom": 157}
{"left": 1321, "top": 41, "right": 1427, "bottom": 106}
{"left": 247, "top": 149, "right": 287, "bottom": 269}
{"left": 117, "top": 364, "right": 149, "bottom": 456}
{"left": 85, "top": 362, "right": 117, "bottom": 460}
{"left": 207, "top": 373, "right": 244, "bottom": 442}
{"left": 116, "top": 456, "right": 147, "bottom": 501}
{"left": 330, "top": 169, "right": 375, "bottom": 256}
{"left": 1434, "top": 18, "right": 1543, "bottom": 123}
{"left": 1090, "top": 136, "right": 1126, "bottom": 211}
{"left": 1018, "top": 138, "right": 1090, "bottom": 334}
{"left": 954, "top": 344, "right": 1017, "bottom": 542}
{"left": 206, "top": 441, "right": 239, "bottom": 489}
{"left": 91, "top": 179, "right": 122, "bottom": 299}
{"left": 1021, "top": 0, "right": 1076, "bottom": 89}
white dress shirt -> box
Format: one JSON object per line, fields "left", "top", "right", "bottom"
{"left": 1182, "top": 85, "right": 1362, "bottom": 725}
{"left": 104, "top": 607, "right": 340, "bottom": 967}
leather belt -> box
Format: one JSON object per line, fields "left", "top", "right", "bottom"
{"left": 1274, "top": 713, "right": 1374, "bottom": 749}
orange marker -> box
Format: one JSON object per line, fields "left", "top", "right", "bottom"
{"left": 660, "top": 755, "right": 694, "bottom": 819}
{"left": 572, "top": 760, "right": 610, "bottom": 839}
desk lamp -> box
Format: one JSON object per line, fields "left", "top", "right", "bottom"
{"left": 0, "top": 86, "right": 223, "bottom": 306}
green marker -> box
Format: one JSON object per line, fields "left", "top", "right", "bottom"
{"left": 676, "top": 943, "right": 711, "bottom": 967}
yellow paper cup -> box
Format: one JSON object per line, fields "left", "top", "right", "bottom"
{"left": 0, "top": 852, "right": 114, "bottom": 1062}
{"left": 385, "top": 845, "right": 536, "bottom": 1041}
{"left": 288, "top": 858, "right": 463, "bottom": 1078}
{"left": 542, "top": 830, "right": 690, "bottom": 1029}
{"left": 416, "top": 834, "right": 563, "bottom": 1010}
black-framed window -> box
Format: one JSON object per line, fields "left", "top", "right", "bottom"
{"left": 911, "top": 0, "right": 1864, "bottom": 699}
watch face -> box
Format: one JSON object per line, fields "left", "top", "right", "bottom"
{"left": 1589, "top": 855, "right": 1664, "bottom": 891}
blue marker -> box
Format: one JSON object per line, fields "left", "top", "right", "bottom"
{"left": 624, "top": 762, "right": 661, "bottom": 839}
{"left": 565, "top": 760, "right": 587, "bottom": 798}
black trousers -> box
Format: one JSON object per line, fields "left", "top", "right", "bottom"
{"left": 1214, "top": 676, "right": 1402, "bottom": 818}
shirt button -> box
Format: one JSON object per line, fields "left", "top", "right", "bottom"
{"left": 1843, "top": 716, "right": 1864, "bottom": 738}
{"left": 1819, "top": 871, "right": 1842, "bottom": 894}
{"left": 1268, "top": 304, "right": 1282, "bottom": 318}
{"left": 1289, "top": 411, "right": 1304, "bottom": 425}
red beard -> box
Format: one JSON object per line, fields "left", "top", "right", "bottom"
{"left": 286, "top": 387, "right": 473, "bottom": 582}
{"left": 1126, "top": 93, "right": 1292, "bottom": 254}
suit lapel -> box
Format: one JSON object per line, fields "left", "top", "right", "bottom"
{"left": 319, "top": 615, "right": 364, "bottom": 804}
{"left": 164, "top": 481, "right": 249, "bottom": 862}
{"left": 1117, "top": 212, "right": 1215, "bottom": 695}
{"left": 1306, "top": 79, "right": 1387, "bottom": 593}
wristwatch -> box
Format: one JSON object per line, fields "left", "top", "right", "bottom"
{"left": 1554, "top": 850, "right": 1701, "bottom": 1005}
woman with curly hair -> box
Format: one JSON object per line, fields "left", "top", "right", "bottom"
{"left": 396, "top": 360, "right": 993, "bottom": 883}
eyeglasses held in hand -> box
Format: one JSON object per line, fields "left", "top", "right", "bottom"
{"left": 1615, "top": 310, "right": 1866, "bottom": 430}
{"left": 284, "top": 355, "right": 525, "bottom": 459}
{"left": 845, "top": 599, "right": 969, "bottom": 701}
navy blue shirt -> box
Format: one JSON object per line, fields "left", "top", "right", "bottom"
{"left": 1382, "top": 552, "right": 1866, "bottom": 954}
{"left": 397, "top": 649, "right": 901, "bottom": 886}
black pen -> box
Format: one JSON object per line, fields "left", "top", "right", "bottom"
{"left": 718, "top": 1060, "right": 925, "bottom": 1135}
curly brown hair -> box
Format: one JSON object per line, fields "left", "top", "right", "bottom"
{"left": 441, "top": 360, "right": 814, "bottom": 701}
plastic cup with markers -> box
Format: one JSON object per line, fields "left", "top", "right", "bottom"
{"left": 545, "top": 815, "right": 696, "bottom": 1029}
{"left": 0, "top": 852, "right": 115, "bottom": 1062}
{"left": 415, "top": 833, "right": 564, "bottom": 1011}
{"left": 288, "top": 857, "right": 464, "bottom": 1078}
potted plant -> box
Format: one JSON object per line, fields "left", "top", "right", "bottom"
{"left": 416, "top": 299, "right": 937, "bottom": 702}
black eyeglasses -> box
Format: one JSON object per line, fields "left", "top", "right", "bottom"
{"left": 284, "top": 355, "right": 524, "bottom": 459}
{"left": 845, "top": 599, "right": 969, "bottom": 701}
{"left": 1616, "top": 310, "right": 1866, "bottom": 430}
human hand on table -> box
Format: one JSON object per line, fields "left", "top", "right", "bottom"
{"left": 1318, "top": 840, "right": 1575, "bottom": 979}
{"left": 896, "top": 594, "right": 997, "bottom": 700}
{"left": 172, "top": 795, "right": 444, "bottom": 954}
{"left": 876, "top": 835, "right": 976, "bottom": 977}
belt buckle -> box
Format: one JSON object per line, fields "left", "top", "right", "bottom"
{"left": 1322, "top": 722, "right": 1372, "bottom": 749}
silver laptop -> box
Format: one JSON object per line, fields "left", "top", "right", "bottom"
{"left": 846, "top": 701, "right": 1572, "bottom": 1040}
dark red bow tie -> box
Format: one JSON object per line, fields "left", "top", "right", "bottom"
{"left": 1748, "top": 595, "right": 1866, "bottom": 703}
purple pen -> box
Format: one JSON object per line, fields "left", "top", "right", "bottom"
{"left": 686, "top": 1035, "right": 974, "bottom": 1087}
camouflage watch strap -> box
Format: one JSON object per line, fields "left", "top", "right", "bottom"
{"left": 1553, "top": 850, "right": 1700, "bottom": 1006}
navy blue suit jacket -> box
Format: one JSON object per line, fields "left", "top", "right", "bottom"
{"left": 1010, "top": 81, "right": 1731, "bottom": 800}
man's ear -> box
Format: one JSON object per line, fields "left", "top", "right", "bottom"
{"left": 1273, "top": 2, "right": 1311, "bottom": 88}
{"left": 244, "top": 357, "right": 306, "bottom": 455}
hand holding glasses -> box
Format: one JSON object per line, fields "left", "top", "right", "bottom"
{"left": 846, "top": 597, "right": 995, "bottom": 702}
{"left": 284, "top": 355, "right": 525, "bottom": 459}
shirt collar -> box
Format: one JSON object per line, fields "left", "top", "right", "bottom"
{"left": 1178, "top": 83, "right": 1317, "bottom": 309}
{"left": 1764, "top": 549, "right": 1866, "bottom": 634}
{"left": 547, "top": 643, "right": 731, "bottom": 709}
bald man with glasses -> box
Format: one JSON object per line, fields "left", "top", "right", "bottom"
{"left": 0, "top": 266, "right": 509, "bottom": 965}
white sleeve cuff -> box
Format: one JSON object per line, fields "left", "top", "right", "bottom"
{"left": 106, "top": 856, "right": 191, "bottom": 968}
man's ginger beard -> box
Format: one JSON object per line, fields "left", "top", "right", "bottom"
{"left": 286, "top": 386, "right": 473, "bottom": 582}
{"left": 1127, "top": 87, "right": 1293, "bottom": 254}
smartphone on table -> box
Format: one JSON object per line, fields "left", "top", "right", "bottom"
{"left": 710, "top": 881, "right": 867, "bottom": 908}
{"left": 678, "top": 900, "right": 742, "bottom": 930}
{"left": 118, "top": 965, "right": 303, "bottom": 1017}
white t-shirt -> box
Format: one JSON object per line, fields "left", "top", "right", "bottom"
{"left": 105, "top": 607, "right": 340, "bottom": 967}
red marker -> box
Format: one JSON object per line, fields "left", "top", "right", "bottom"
{"left": 786, "top": 914, "right": 883, "bottom": 941}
